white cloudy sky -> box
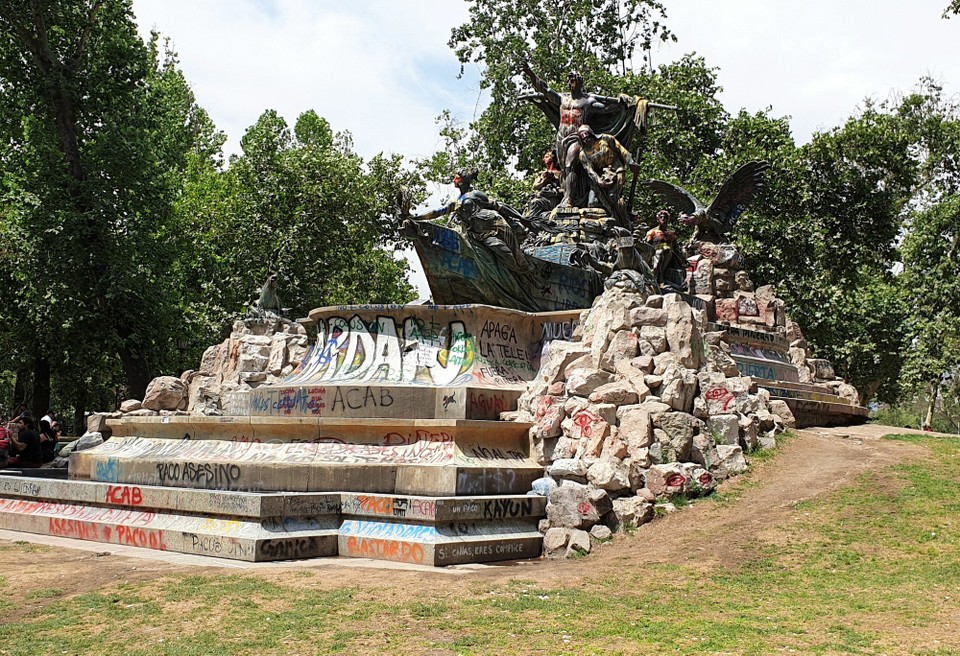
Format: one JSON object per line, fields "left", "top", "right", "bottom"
{"left": 130, "top": 0, "right": 960, "bottom": 296}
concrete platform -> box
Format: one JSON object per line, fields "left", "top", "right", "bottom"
{"left": 90, "top": 418, "right": 542, "bottom": 496}
{"left": 337, "top": 492, "right": 545, "bottom": 566}
{"left": 0, "top": 476, "right": 546, "bottom": 565}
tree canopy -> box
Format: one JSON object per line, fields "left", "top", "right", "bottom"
{"left": 0, "top": 0, "right": 415, "bottom": 427}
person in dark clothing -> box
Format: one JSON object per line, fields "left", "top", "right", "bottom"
{"left": 38, "top": 418, "right": 57, "bottom": 463}
{"left": 9, "top": 414, "right": 42, "bottom": 468}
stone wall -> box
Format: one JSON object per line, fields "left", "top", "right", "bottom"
{"left": 512, "top": 287, "right": 795, "bottom": 559}
{"left": 105, "top": 317, "right": 308, "bottom": 424}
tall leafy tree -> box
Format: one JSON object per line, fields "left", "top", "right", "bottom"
{"left": 0, "top": 1, "right": 218, "bottom": 419}
{"left": 178, "top": 109, "right": 417, "bottom": 340}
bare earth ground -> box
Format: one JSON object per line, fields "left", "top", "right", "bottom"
{"left": 0, "top": 424, "right": 945, "bottom": 628}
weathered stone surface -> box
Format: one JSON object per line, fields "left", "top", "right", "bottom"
{"left": 653, "top": 352, "right": 680, "bottom": 375}
{"left": 690, "top": 258, "right": 714, "bottom": 296}
{"left": 531, "top": 476, "right": 558, "bottom": 497}
{"left": 636, "top": 400, "right": 672, "bottom": 415}
{"left": 551, "top": 437, "right": 579, "bottom": 461}
{"left": 702, "top": 342, "right": 741, "bottom": 378}
{"left": 645, "top": 463, "right": 689, "bottom": 497}
{"left": 707, "top": 414, "right": 740, "bottom": 445}
{"left": 759, "top": 432, "right": 777, "bottom": 450}
{"left": 716, "top": 444, "right": 748, "bottom": 474}
{"left": 548, "top": 458, "right": 587, "bottom": 480}
{"left": 756, "top": 409, "right": 778, "bottom": 432}
{"left": 85, "top": 413, "right": 114, "bottom": 436}
{"left": 629, "top": 305, "right": 668, "bottom": 327}
{"left": 808, "top": 358, "right": 835, "bottom": 381}
{"left": 645, "top": 295, "right": 664, "bottom": 309}
{"left": 769, "top": 400, "right": 797, "bottom": 428}
{"left": 199, "top": 341, "right": 228, "bottom": 375}
{"left": 614, "top": 361, "right": 652, "bottom": 401}
{"left": 599, "top": 330, "right": 639, "bottom": 371}
{"left": 541, "top": 342, "right": 592, "bottom": 386}
{"left": 639, "top": 325, "right": 668, "bottom": 354}
{"left": 739, "top": 415, "right": 759, "bottom": 451}
{"left": 589, "top": 381, "right": 639, "bottom": 405}
{"left": 692, "top": 433, "right": 724, "bottom": 477}
{"left": 543, "top": 528, "right": 570, "bottom": 557}
{"left": 127, "top": 408, "right": 160, "bottom": 416}
{"left": 601, "top": 430, "right": 629, "bottom": 460}
{"left": 786, "top": 319, "right": 805, "bottom": 343}
{"left": 566, "top": 529, "right": 592, "bottom": 556}
{"left": 659, "top": 366, "right": 698, "bottom": 412}
{"left": 547, "top": 484, "right": 606, "bottom": 529}
{"left": 836, "top": 382, "right": 860, "bottom": 405}
{"left": 267, "top": 339, "right": 287, "bottom": 376}
{"left": 547, "top": 485, "right": 591, "bottom": 529}
{"left": 682, "top": 463, "right": 716, "bottom": 494}
{"left": 735, "top": 270, "right": 754, "bottom": 291}
{"left": 587, "top": 460, "right": 631, "bottom": 491}
{"left": 582, "top": 289, "right": 643, "bottom": 352}
{"left": 533, "top": 396, "right": 565, "bottom": 439}
{"left": 119, "top": 399, "right": 142, "bottom": 413}
{"left": 618, "top": 407, "right": 652, "bottom": 458}
{"left": 610, "top": 496, "right": 654, "bottom": 531}
{"left": 665, "top": 302, "right": 702, "bottom": 369}
{"left": 714, "top": 269, "right": 735, "bottom": 295}
{"left": 652, "top": 412, "right": 695, "bottom": 462}
{"left": 563, "top": 395, "right": 590, "bottom": 416}
{"left": 697, "top": 372, "right": 754, "bottom": 415}
{"left": 142, "top": 376, "right": 187, "bottom": 411}
{"left": 566, "top": 368, "right": 615, "bottom": 397}
{"left": 715, "top": 298, "right": 739, "bottom": 323}
{"left": 637, "top": 487, "right": 656, "bottom": 502}
{"left": 631, "top": 355, "right": 655, "bottom": 373}
{"left": 590, "top": 524, "right": 613, "bottom": 541}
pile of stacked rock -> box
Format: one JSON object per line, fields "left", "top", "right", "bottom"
{"left": 687, "top": 240, "right": 859, "bottom": 402}
{"left": 514, "top": 287, "right": 796, "bottom": 559}
{"left": 111, "top": 317, "right": 309, "bottom": 420}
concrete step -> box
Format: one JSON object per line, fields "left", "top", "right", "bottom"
{"left": 0, "top": 476, "right": 546, "bottom": 565}
{"left": 0, "top": 499, "right": 339, "bottom": 562}
{"left": 91, "top": 419, "right": 542, "bottom": 496}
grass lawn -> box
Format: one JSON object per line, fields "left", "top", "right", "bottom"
{"left": 1, "top": 433, "right": 959, "bottom": 655}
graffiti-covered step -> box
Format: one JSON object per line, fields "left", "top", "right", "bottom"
{"left": 69, "top": 434, "right": 544, "bottom": 496}
{"left": 338, "top": 491, "right": 545, "bottom": 566}
{"left": 0, "top": 477, "right": 546, "bottom": 565}
{"left": 108, "top": 416, "right": 532, "bottom": 443}
{"left": 0, "top": 475, "right": 343, "bottom": 517}
{"left": 0, "top": 476, "right": 341, "bottom": 562}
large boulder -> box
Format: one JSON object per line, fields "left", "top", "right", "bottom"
{"left": 547, "top": 484, "right": 611, "bottom": 529}
{"left": 142, "top": 376, "right": 188, "bottom": 411}
{"left": 665, "top": 301, "right": 703, "bottom": 369}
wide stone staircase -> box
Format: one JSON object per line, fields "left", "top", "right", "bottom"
{"left": 0, "top": 305, "right": 579, "bottom": 565}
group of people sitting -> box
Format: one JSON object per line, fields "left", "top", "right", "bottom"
{"left": 0, "top": 406, "right": 61, "bottom": 468}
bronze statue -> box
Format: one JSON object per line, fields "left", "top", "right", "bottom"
{"left": 525, "top": 149, "right": 563, "bottom": 218}
{"left": 645, "top": 161, "right": 770, "bottom": 242}
{"left": 575, "top": 125, "right": 640, "bottom": 226}
{"left": 519, "top": 63, "right": 649, "bottom": 209}
{"left": 641, "top": 209, "right": 686, "bottom": 291}
{"left": 249, "top": 271, "right": 284, "bottom": 319}
{"left": 402, "top": 168, "right": 529, "bottom": 270}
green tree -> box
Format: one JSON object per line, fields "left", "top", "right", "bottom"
{"left": 178, "top": 109, "right": 417, "bottom": 339}
{"left": 0, "top": 1, "right": 218, "bottom": 423}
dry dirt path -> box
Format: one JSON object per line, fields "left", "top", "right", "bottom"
{"left": 0, "top": 424, "right": 939, "bottom": 607}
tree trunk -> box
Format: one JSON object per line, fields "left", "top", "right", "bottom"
{"left": 118, "top": 343, "right": 152, "bottom": 401}
{"left": 72, "top": 386, "right": 87, "bottom": 438}
{"left": 12, "top": 368, "right": 30, "bottom": 415}
{"left": 32, "top": 357, "right": 50, "bottom": 419}
{"left": 924, "top": 380, "right": 939, "bottom": 431}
